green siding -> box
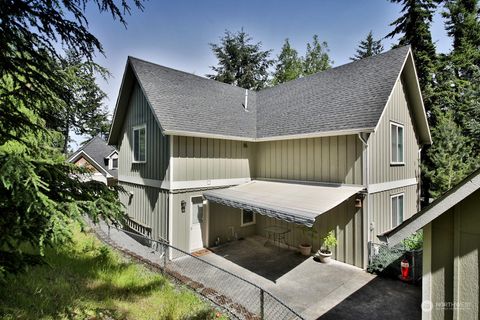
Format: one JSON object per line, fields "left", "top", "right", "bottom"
{"left": 425, "top": 189, "right": 480, "bottom": 320}
{"left": 368, "top": 77, "right": 420, "bottom": 184}
{"left": 119, "top": 182, "right": 169, "bottom": 241}
{"left": 117, "top": 83, "right": 170, "bottom": 182}
{"left": 172, "top": 136, "right": 254, "bottom": 181}
{"left": 255, "top": 135, "right": 363, "bottom": 184}
{"left": 208, "top": 203, "right": 256, "bottom": 246}
{"left": 254, "top": 197, "right": 364, "bottom": 268}
{"left": 369, "top": 184, "right": 419, "bottom": 236}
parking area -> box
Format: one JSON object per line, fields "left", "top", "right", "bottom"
{"left": 201, "top": 236, "right": 421, "bottom": 320}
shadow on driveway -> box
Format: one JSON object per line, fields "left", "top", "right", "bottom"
{"left": 318, "top": 277, "right": 422, "bottom": 320}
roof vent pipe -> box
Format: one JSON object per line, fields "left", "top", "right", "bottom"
{"left": 243, "top": 89, "right": 248, "bottom": 110}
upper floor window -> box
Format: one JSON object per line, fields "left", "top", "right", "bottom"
{"left": 133, "top": 124, "right": 146, "bottom": 163}
{"left": 390, "top": 122, "right": 404, "bottom": 165}
{"left": 391, "top": 193, "right": 404, "bottom": 228}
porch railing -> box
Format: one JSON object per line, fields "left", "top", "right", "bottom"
{"left": 94, "top": 223, "right": 304, "bottom": 320}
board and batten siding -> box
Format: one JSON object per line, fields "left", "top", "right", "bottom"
{"left": 368, "top": 77, "right": 420, "bottom": 185}
{"left": 119, "top": 181, "right": 169, "bottom": 241}
{"left": 424, "top": 189, "right": 480, "bottom": 320}
{"left": 369, "top": 184, "right": 419, "bottom": 236}
{"left": 255, "top": 197, "right": 364, "bottom": 268}
{"left": 208, "top": 203, "right": 256, "bottom": 246}
{"left": 255, "top": 135, "right": 363, "bottom": 185}
{"left": 117, "top": 83, "right": 170, "bottom": 182}
{"left": 172, "top": 136, "right": 254, "bottom": 181}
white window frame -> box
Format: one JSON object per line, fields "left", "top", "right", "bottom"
{"left": 240, "top": 209, "right": 256, "bottom": 227}
{"left": 132, "top": 124, "right": 147, "bottom": 163}
{"left": 391, "top": 193, "right": 405, "bottom": 228}
{"left": 111, "top": 158, "right": 118, "bottom": 169}
{"left": 390, "top": 121, "right": 405, "bottom": 165}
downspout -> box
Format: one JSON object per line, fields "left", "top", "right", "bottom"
{"left": 418, "top": 147, "right": 423, "bottom": 209}
{"left": 358, "top": 132, "right": 370, "bottom": 268}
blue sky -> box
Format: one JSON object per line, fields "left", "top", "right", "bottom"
{"left": 72, "top": 0, "right": 452, "bottom": 147}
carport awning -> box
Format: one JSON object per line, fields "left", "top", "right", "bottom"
{"left": 203, "top": 180, "right": 364, "bottom": 227}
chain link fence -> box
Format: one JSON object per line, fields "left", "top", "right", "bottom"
{"left": 368, "top": 241, "right": 422, "bottom": 283}
{"left": 94, "top": 223, "right": 304, "bottom": 320}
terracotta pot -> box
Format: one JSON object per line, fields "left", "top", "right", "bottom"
{"left": 316, "top": 250, "right": 332, "bottom": 263}
{"left": 299, "top": 243, "right": 312, "bottom": 256}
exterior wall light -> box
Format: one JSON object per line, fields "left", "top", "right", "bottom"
{"left": 355, "top": 193, "right": 365, "bottom": 208}
{"left": 181, "top": 200, "right": 186, "bottom": 213}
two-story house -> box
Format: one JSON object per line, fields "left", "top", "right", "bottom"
{"left": 108, "top": 46, "right": 431, "bottom": 269}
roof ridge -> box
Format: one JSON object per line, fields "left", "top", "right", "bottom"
{"left": 128, "top": 56, "right": 257, "bottom": 93}
{"left": 258, "top": 45, "right": 411, "bottom": 94}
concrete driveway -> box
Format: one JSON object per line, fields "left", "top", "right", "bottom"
{"left": 201, "top": 236, "right": 421, "bottom": 320}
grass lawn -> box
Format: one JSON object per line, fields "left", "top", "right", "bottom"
{"left": 0, "top": 225, "right": 226, "bottom": 320}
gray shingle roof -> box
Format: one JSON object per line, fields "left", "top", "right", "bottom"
{"left": 257, "top": 46, "right": 410, "bottom": 138}
{"left": 130, "top": 59, "right": 257, "bottom": 138}
{"left": 69, "top": 136, "right": 117, "bottom": 177}
{"left": 112, "top": 46, "right": 413, "bottom": 142}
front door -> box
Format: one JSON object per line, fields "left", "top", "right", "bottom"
{"left": 190, "top": 196, "right": 205, "bottom": 251}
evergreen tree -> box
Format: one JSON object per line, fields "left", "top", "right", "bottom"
{"left": 303, "top": 35, "right": 333, "bottom": 75}
{"left": 58, "top": 51, "right": 110, "bottom": 154}
{"left": 387, "top": 0, "right": 438, "bottom": 91}
{"left": 350, "top": 31, "right": 384, "bottom": 61}
{"left": 425, "top": 107, "right": 477, "bottom": 198}
{"left": 0, "top": 0, "right": 143, "bottom": 275}
{"left": 207, "top": 29, "right": 274, "bottom": 90}
{"left": 272, "top": 39, "right": 303, "bottom": 85}
{"left": 441, "top": 0, "right": 480, "bottom": 151}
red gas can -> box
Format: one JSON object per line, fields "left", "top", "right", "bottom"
{"left": 401, "top": 259, "right": 410, "bottom": 280}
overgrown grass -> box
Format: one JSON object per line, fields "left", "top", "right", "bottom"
{"left": 0, "top": 226, "right": 226, "bottom": 320}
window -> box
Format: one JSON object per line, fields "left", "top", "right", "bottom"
{"left": 391, "top": 193, "right": 404, "bottom": 228}
{"left": 133, "top": 124, "right": 146, "bottom": 163}
{"left": 241, "top": 209, "right": 256, "bottom": 227}
{"left": 390, "top": 122, "right": 404, "bottom": 165}
{"left": 112, "top": 158, "right": 118, "bottom": 169}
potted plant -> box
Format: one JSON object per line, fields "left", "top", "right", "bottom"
{"left": 316, "top": 230, "right": 337, "bottom": 263}
{"left": 299, "top": 225, "right": 318, "bottom": 256}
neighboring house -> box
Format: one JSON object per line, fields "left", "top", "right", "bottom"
{"left": 378, "top": 168, "right": 480, "bottom": 320}
{"left": 68, "top": 135, "right": 118, "bottom": 186}
{"left": 108, "top": 45, "right": 431, "bottom": 269}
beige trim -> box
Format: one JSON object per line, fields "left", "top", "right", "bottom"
{"left": 374, "top": 50, "right": 410, "bottom": 134}
{"left": 257, "top": 177, "right": 364, "bottom": 189}
{"left": 422, "top": 223, "right": 432, "bottom": 320}
{"left": 171, "top": 178, "right": 251, "bottom": 190}
{"left": 163, "top": 128, "right": 374, "bottom": 142}
{"left": 368, "top": 178, "right": 417, "bottom": 194}
{"left": 240, "top": 209, "right": 256, "bottom": 227}
{"left": 390, "top": 192, "right": 405, "bottom": 229}
{"left": 373, "top": 48, "right": 431, "bottom": 145}
{"left": 132, "top": 123, "right": 147, "bottom": 163}
{"left": 118, "top": 175, "right": 169, "bottom": 189}
{"left": 168, "top": 135, "right": 174, "bottom": 245}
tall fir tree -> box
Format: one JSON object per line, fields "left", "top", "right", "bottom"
{"left": 350, "top": 31, "right": 384, "bottom": 61}
{"left": 441, "top": 0, "right": 480, "bottom": 152}
{"left": 425, "top": 107, "right": 477, "bottom": 198}
{"left": 44, "top": 51, "right": 110, "bottom": 153}
{"left": 272, "top": 39, "right": 303, "bottom": 85}
{"left": 207, "top": 29, "right": 274, "bottom": 90}
{"left": 303, "top": 35, "right": 333, "bottom": 75}
{"left": 387, "top": 0, "right": 438, "bottom": 92}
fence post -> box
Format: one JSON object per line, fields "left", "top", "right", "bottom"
{"left": 163, "top": 243, "right": 168, "bottom": 273}
{"left": 260, "top": 288, "right": 265, "bottom": 320}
